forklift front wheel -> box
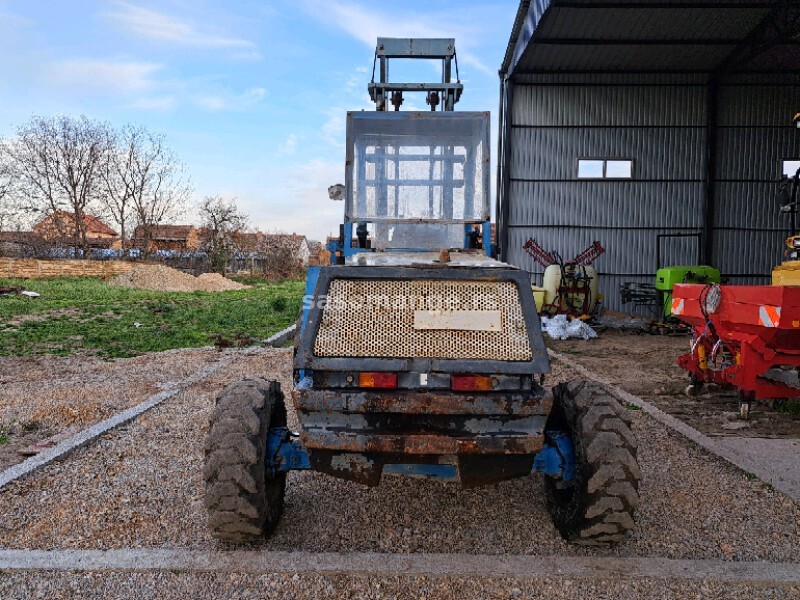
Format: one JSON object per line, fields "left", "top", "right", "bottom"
{"left": 543, "top": 380, "right": 640, "bottom": 546}
{"left": 203, "top": 378, "right": 287, "bottom": 543}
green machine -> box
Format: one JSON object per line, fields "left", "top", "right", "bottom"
{"left": 621, "top": 265, "right": 721, "bottom": 320}
{"left": 656, "top": 266, "right": 721, "bottom": 317}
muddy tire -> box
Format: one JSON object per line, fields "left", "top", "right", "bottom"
{"left": 203, "top": 378, "right": 287, "bottom": 543}
{"left": 544, "top": 379, "right": 640, "bottom": 546}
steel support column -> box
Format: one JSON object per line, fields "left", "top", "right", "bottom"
{"left": 702, "top": 76, "right": 719, "bottom": 265}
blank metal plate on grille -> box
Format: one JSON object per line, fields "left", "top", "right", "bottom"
{"left": 314, "top": 279, "right": 532, "bottom": 361}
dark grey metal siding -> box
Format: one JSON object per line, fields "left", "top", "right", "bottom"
{"left": 712, "top": 78, "right": 800, "bottom": 284}
{"left": 504, "top": 75, "right": 708, "bottom": 312}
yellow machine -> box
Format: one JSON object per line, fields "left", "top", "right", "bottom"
{"left": 772, "top": 112, "right": 800, "bottom": 286}
{"left": 772, "top": 235, "right": 800, "bottom": 286}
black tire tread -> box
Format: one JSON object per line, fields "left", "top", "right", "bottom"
{"left": 545, "top": 379, "right": 640, "bottom": 546}
{"left": 203, "top": 378, "right": 286, "bottom": 543}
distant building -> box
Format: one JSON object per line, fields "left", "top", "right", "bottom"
{"left": 32, "top": 211, "right": 118, "bottom": 249}
{"left": 34, "top": 211, "right": 117, "bottom": 239}
{"left": 133, "top": 225, "right": 201, "bottom": 252}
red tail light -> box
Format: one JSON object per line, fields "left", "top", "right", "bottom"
{"left": 451, "top": 375, "right": 493, "bottom": 392}
{"left": 359, "top": 372, "right": 398, "bottom": 389}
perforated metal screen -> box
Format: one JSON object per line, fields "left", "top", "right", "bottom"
{"left": 314, "top": 279, "right": 532, "bottom": 361}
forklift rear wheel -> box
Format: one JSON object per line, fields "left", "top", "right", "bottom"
{"left": 203, "top": 378, "right": 287, "bottom": 543}
{"left": 544, "top": 380, "right": 640, "bottom": 546}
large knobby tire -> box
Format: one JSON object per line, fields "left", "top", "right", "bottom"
{"left": 544, "top": 379, "right": 640, "bottom": 546}
{"left": 203, "top": 378, "right": 287, "bottom": 543}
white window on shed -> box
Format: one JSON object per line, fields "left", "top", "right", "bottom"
{"left": 577, "top": 160, "right": 604, "bottom": 179}
{"left": 577, "top": 159, "right": 633, "bottom": 180}
{"left": 782, "top": 159, "right": 800, "bottom": 178}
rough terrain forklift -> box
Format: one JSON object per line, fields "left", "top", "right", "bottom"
{"left": 203, "top": 38, "right": 640, "bottom": 546}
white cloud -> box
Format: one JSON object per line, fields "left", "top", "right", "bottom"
{"left": 278, "top": 133, "right": 298, "bottom": 156}
{"left": 193, "top": 86, "right": 267, "bottom": 111}
{"left": 108, "top": 2, "right": 257, "bottom": 52}
{"left": 42, "top": 59, "right": 162, "bottom": 94}
{"left": 128, "top": 95, "right": 177, "bottom": 110}
{"left": 300, "top": 0, "right": 493, "bottom": 77}
{"left": 322, "top": 109, "right": 346, "bottom": 147}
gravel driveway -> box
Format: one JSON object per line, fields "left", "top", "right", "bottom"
{"left": 0, "top": 347, "right": 798, "bottom": 598}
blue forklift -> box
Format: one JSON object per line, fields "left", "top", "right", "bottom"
{"left": 203, "top": 38, "right": 639, "bottom": 546}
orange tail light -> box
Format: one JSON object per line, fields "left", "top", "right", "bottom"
{"left": 451, "top": 375, "right": 493, "bottom": 392}
{"left": 358, "top": 372, "right": 398, "bottom": 389}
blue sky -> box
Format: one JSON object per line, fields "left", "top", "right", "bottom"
{"left": 0, "top": 0, "right": 517, "bottom": 241}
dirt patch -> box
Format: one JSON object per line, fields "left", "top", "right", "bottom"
{"left": 6, "top": 308, "right": 81, "bottom": 328}
{"left": 0, "top": 348, "right": 222, "bottom": 471}
{"left": 110, "top": 265, "right": 247, "bottom": 293}
{"left": 550, "top": 329, "right": 800, "bottom": 438}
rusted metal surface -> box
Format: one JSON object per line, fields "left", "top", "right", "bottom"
{"left": 300, "top": 430, "right": 544, "bottom": 455}
{"left": 312, "top": 371, "right": 534, "bottom": 391}
{"left": 293, "top": 388, "right": 553, "bottom": 416}
{"left": 306, "top": 449, "right": 537, "bottom": 487}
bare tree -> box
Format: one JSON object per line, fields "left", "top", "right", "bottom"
{"left": 199, "top": 195, "right": 248, "bottom": 274}
{"left": 5, "top": 115, "right": 110, "bottom": 254}
{"left": 0, "top": 140, "right": 15, "bottom": 231}
{"left": 102, "top": 125, "right": 189, "bottom": 255}
{"left": 257, "top": 231, "right": 307, "bottom": 278}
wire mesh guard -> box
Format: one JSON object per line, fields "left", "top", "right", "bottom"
{"left": 314, "top": 279, "right": 532, "bottom": 361}
{"left": 346, "top": 112, "right": 490, "bottom": 224}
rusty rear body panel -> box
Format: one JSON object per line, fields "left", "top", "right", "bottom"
{"left": 292, "top": 263, "right": 551, "bottom": 487}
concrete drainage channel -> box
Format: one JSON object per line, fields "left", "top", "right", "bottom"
{"left": 548, "top": 348, "right": 800, "bottom": 502}
{"left": 0, "top": 550, "right": 799, "bottom": 585}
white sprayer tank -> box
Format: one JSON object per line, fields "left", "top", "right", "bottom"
{"left": 541, "top": 264, "right": 598, "bottom": 312}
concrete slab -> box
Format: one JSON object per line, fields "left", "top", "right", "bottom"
{"left": 716, "top": 437, "right": 800, "bottom": 500}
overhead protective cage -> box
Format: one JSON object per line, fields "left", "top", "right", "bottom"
{"left": 345, "top": 111, "right": 490, "bottom": 250}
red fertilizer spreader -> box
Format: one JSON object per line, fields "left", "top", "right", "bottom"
{"left": 671, "top": 284, "right": 800, "bottom": 418}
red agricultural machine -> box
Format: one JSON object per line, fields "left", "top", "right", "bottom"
{"left": 672, "top": 113, "right": 800, "bottom": 418}
{"left": 672, "top": 283, "right": 800, "bottom": 418}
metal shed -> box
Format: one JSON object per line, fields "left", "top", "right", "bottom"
{"left": 497, "top": 0, "right": 800, "bottom": 312}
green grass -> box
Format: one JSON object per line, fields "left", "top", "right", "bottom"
{"left": 776, "top": 398, "right": 800, "bottom": 416}
{"left": 0, "top": 276, "right": 304, "bottom": 358}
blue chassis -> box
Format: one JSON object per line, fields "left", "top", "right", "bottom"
{"left": 265, "top": 426, "right": 576, "bottom": 484}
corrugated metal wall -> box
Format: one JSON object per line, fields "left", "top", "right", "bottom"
{"left": 501, "top": 72, "right": 800, "bottom": 312}
{"left": 713, "top": 76, "right": 800, "bottom": 284}
{"left": 503, "top": 74, "right": 708, "bottom": 312}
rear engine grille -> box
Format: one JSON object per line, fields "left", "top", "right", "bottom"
{"left": 314, "top": 279, "right": 532, "bottom": 361}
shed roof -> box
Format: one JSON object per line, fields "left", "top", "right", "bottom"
{"left": 501, "top": 0, "right": 800, "bottom": 76}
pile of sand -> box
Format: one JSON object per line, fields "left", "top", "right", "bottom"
{"left": 196, "top": 272, "right": 248, "bottom": 291}
{"left": 110, "top": 265, "right": 248, "bottom": 292}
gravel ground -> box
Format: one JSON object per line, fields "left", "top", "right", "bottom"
{"left": 2, "top": 572, "right": 798, "bottom": 600}
{"left": 0, "top": 348, "right": 223, "bottom": 470}
{"left": 0, "top": 348, "right": 797, "bottom": 564}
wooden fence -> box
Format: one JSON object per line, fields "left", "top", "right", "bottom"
{"left": 0, "top": 258, "right": 137, "bottom": 279}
